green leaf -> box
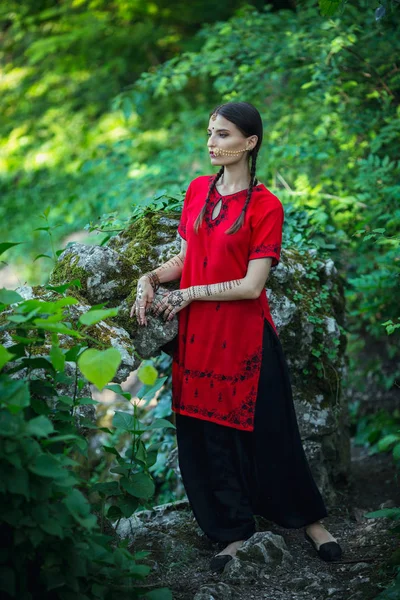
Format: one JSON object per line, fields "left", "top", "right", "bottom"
{"left": 109, "top": 466, "right": 130, "bottom": 475}
{"left": 119, "top": 495, "right": 139, "bottom": 517}
{"left": 107, "top": 505, "right": 123, "bottom": 520}
{"left": 33, "top": 321, "right": 83, "bottom": 337}
{"left": 0, "top": 242, "right": 22, "bottom": 257}
{"left": 79, "top": 307, "right": 119, "bottom": 326}
{"left": 0, "top": 345, "right": 15, "bottom": 370}
{"left": 120, "top": 473, "right": 155, "bottom": 499}
{"left": 0, "top": 409, "right": 23, "bottom": 436}
{"left": 50, "top": 344, "right": 65, "bottom": 372}
{"left": 78, "top": 348, "right": 121, "bottom": 390}
{"left": 33, "top": 254, "right": 53, "bottom": 262}
{"left": 45, "top": 279, "right": 82, "bottom": 293}
{"left": 146, "top": 418, "right": 176, "bottom": 431}
{"left": 63, "top": 489, "right": 97, "bottom": 529}
{"left": 377, "top": 434, "right": 400, "bottom": 452}
{"left": 393, "top": 443, "right": 400, "bottom": 461}
{"left": 138, "top": 376, "right": 167, "bottom": 404}
{"left": 105, "top": 383, "right": 131, "bottom": 400}
{"left": 42, "top": 434, "right": 80, "bottom": 446}
{"left": 112, "top": 411, "right": 135, "bottom": 431}
{"left": 0, "top": 380, "right": 30, "bottom": 413}
{"left": 57, "top": 395, "right": 74, "bottom": 406}
{"left": 0, "top": 288, "right": 23, "bottom": 305}
{"left": 135, "top": 440, "right": 147, "bottom": 464}
{"left": 28, "top": 454, "right": 66, "bottom": 479}
{"left": 40, "top": 519, "right": 64, "bottom": 537}
{"left": 92, "top": 481, "right": 121, "bottom": 496}
{"left": 79, "top": 397, "right": 99, "bottom": 405}
{"left": 132, "top": 550, "right": 151, "bottom": 560}
{"left": 319, "top": 0, "right": 341, "bottom": 18}
{"left": 137, "top": 363, "right": 158, "bottom": 386}
{"left": 102, "top": 445, "right": 121, "bottom": 456}
{"left": 25, "top": 415, "right": 55, "bottom": 438}
{"left": 365, "top": 508, "right": 400, "bottom": 520}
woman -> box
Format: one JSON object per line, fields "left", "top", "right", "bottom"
{"left": 131, "top": 101, "right": 342, "bottom": 572}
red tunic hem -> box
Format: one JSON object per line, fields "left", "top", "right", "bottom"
{"left": 172, "top": 406, "right": 256, "bottom": 432}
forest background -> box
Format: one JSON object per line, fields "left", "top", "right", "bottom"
{"left": 1, "top": 0, "right": 399, "bottom": 431}
{"left": 0, "top": 0, "right": 399, "bottom": 597}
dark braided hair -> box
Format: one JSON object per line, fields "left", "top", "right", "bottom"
{"left": 193, "top": 101, "right": 263, "bottom": 236}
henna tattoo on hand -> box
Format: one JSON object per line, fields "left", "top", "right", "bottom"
{"left": 187, "top": 279, "right": 243, "bottom": 300}
{"left": 157, "top": 255, "right": 184, "bottom": 270}
{"left": 142, "top": 271, "right": 160, "bottom": 292}
{"left": 139, "top": 255, "right": 184, "bottom": 293}
{"left": 168, "top": 290, "right": 185, "bottom": 308}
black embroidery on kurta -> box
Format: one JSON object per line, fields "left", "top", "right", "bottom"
{"left": 222, "top": 340, "right": 227, "bottom": 349}
{"left": 190, "top": 334, "right": 195, "bottom": 343}
{"left": 203, "top": 256, "right": 208, "bottom": 268}
{"left": 177, "top": 345, "right": 262, "bottom": 386}
{"left": 216, "top": 303, "right": 221, "bottom": 311}
{"left": 204, "top": 196, "right": 230, "bottom": 234}
{"left": 250, "top": 242, "right": 281, "bottom": 257}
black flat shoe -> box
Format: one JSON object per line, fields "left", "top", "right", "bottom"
{"left": 209, "top": 554, "right": 233, "bottom": 573}
{"left": 304, "top": 531, "right": 342, "bottom": 562}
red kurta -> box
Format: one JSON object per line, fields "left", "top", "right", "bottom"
{"left": 171, "top": 175, "right": 284, "bottom": 432}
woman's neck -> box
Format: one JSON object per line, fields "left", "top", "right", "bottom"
{"left": 216, "top": 162, "right": 252, "bottom": 193}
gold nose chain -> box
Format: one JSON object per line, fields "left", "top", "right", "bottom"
{"left": 213, "top": 147, "right": 249, "bottom": 157}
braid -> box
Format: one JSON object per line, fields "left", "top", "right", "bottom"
{"left": 225, "top": 152, "right": 258, "bottom": 235}
{"left": 193, "top": 166, "right": 224, "bottom": 234}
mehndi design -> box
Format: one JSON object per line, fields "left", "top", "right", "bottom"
{"left": 188, "top": 279, "right": 243, "bottom": 300}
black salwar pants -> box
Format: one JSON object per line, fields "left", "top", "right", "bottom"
{"left": 175, "top": 318, "right": 328, "bottom": 543}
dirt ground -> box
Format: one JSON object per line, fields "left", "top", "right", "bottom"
{"left": 137, "top": 442, "right": 400, "bottom": 600}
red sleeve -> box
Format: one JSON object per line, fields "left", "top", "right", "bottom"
{"left": 248, "top": 201, "right": 284, "bottom": 267}
{"left": 177, "top": 180, "right": 194, "bottom": 241}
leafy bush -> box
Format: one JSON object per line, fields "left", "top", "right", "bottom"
{"left": 0, "top": 286, "right": 172, "bottom": 600}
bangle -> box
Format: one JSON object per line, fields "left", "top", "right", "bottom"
{"left": 142, "top": 271, "right": 160, "bottom": 292}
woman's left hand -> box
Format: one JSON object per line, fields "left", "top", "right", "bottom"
{"left": 151, "top": 288, "right": 192, "bottom": 321}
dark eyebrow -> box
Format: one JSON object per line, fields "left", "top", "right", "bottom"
{"left": 207, "top": 128, "right": 230, "bottom": 133}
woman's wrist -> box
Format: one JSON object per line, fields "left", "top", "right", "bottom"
{"left": 183, "top": 288, "right": 193, "bottom": 303}
{"left": 141, "top": 271, "right": 160, "bottom": 291}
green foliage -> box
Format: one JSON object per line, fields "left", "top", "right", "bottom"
{"left": 352, "top": 407, "right": 400, "bottom": 457}
{"left": 0, "top": 291, "right": 173, "bottom": 599}
{"left": 365, "top": 502, "right": 400, "bottom": 600}
{"left": 353, "top": 404, "right": 400, "bottom": 599}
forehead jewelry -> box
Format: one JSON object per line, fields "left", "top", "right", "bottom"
{"left": 211, "top": 113, "right": 218, "bottom": 121}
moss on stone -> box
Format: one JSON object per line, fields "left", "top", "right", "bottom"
{"left": 111, "top": 210, "right": 181, "bottom": 309}
{"left": 49, "top": 254, "right": 89, "bottom": 298}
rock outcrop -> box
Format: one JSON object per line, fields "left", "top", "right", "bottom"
{"left": 1, "top": 209, "right": 350, "bottom": 499}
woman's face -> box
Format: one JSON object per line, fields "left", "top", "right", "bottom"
{"left": 207, "top": 113, "right": 257, "bottom": 165}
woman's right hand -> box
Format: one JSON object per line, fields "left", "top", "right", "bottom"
{"left": 130, "top": 276, "right": 154, "bottom": 327}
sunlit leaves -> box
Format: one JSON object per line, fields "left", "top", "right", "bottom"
{"left": 318, "top": 0, "right": 342, "bottom": 17}
{"left": 78, "top": 347, "right": 121, "bottom": 390}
